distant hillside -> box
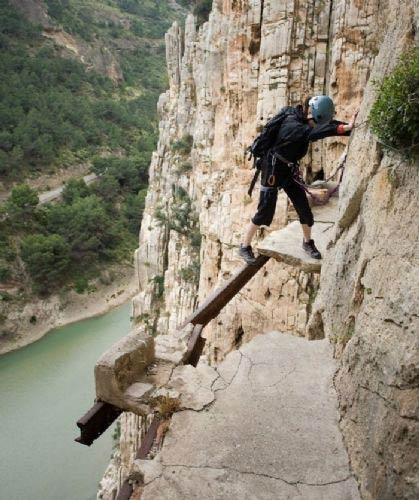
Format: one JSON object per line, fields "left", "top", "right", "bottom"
{"left": 0, "top": 0, "right": 191, "bottom": 304}
{"left": 0, "top": 0, "right": 189, "bottom": 182}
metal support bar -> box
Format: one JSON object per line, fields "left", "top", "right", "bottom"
{"left": 75, "top": 401, "right": 122, "bottom": 446}
{"left": 116, "top": 480, "right": 133, "bottom": 500}
{"left": 182, "top": 255, "right": 270, "bottom": 327}
{"left": 184, "top": 324, "right": 205, "bottom": 367}
{"left": 136, "top": 415, "right": 161, "bottom": 459}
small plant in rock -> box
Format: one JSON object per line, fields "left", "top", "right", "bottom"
{"left": 175, "top": 161, "right": 193, "bottom": 175}
{"left": 112, "top": 420, "right": 121, "bottom": 448}
{"left": 331, "top": 321, "right": 355, "bottom": 347}
{"left": 369, "top": 47, "right": 419, "bottom": 151}
{"left": 171, "top": 134, "right": 193, "bottom": 155}
{"left": 179, "top": 260, "right": 200, "bottom": 284}
{"left": 134, "top": 312, "right": 156, "bottom": 336}
{"left": 150, "top": 275, "right": 165, "bottom": 299}
{"left": 152, "top": 395, "right": 181, "bottom": 418}
{"left": 194, "top": 0, "right": 212, "bottom": 26}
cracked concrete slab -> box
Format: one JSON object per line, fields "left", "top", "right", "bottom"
{"left": 165, "top": 364, "right": 218, "bottom": 411}
{"left": 141, "top": 332, "right": 360, "bottom": 499}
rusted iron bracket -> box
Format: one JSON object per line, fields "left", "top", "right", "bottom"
{"left": 116, "top": 480, "right": 133, "bottom": 500}
{"left": 75, "top": 401, "right": 122, "bottom": 446}
{"left": 136, "top": 415, "right": 161, "bottom": 459}
{"left": 183, "top": 324, "right": 205, "bottom": 367}
{"left": 183, "top": 255, "right": 270, "bottom": 327}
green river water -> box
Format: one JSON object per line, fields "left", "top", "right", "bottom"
{"left": 0, "top": 302, "right": 131, "bottom": 500}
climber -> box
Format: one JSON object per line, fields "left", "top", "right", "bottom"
{"left": 239, "top": 95, "right": 357, "bottom": 264}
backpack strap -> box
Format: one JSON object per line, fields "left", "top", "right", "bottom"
{"left": 247, "top": 157, "right": 262, "bottom": 197}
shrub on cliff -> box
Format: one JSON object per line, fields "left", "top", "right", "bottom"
{"left": 194, "top": 0, "right": 212, "bottom": 26}
{"left": 369, "top": 47, "right": 419, "bottom": 151}
{"left": 171, "top": 135, "right": 193, "bottom": 155}
{"left": 21, "top": 234, "right": 71, "bottom": 292}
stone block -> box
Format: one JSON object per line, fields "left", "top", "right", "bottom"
{"left": 154, "top": 323, "right": 194, "bottom": 365}
{"left": 95, "top": 329, "right": 155, "bottom": 414}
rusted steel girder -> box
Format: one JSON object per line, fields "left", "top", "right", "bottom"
{"left": 183, "top": 324, "right": 205, "bottom": 367}
{"left": 75, "top": 401, "right": 122, "bottom": 446}
{"left": 116, "top": 480, "right": 133, "bottom": 500}
{"left": 182, "top": 255, "right": 270, "bottom": 327}
{"left": 136, "top": 415, "right": 161, "bottom": 460}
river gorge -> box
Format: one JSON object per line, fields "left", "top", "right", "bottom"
{"left": 0, "top": 302, "right": 131, "bottom": 500}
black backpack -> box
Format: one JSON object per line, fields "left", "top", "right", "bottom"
{"left": 246, "top": 106, "right": 296, "bottom": 196}
{"left": 247, "top": 106, "right": 296, "bottom": 161}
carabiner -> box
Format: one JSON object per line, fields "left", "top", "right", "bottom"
{"left": 267, "top": 174, "right": 276, "bottom": 186}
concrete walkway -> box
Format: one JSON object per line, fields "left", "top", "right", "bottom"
{"left": 139, "top": 332, "right": 360, "bottom": 499}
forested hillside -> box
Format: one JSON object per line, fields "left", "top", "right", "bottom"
{"left": 0, "top": 0, "right": 194, "bottom": 302}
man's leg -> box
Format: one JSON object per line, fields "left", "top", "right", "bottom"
{"left": 301, "top": 223, "right": 311, "bottom": 242}
{"left": 239, "top": 187, "right": 278, "bottom": 264}
{"left": 283, "top": 181, "right": 321, "bottom": 259}
{"left": 242, "top": 221, "right": 258, "bottom": 247}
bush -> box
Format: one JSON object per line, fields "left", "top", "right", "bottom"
{"left": 179, "top": 260, "right": 200, "bottom": 284}
{"left": 171, "top": 134, "right": 193, "bottom": 155}
{"left": 21, "top": 234, "right": 71, "bottom": 292}
{"left": 151, "top": 275, "right": 165, "bottom": 298}
{"left": 175, "top": 161, "right": 193, "bottom": 175}
{"left": 62, "top": 178, "right": 91, "bottom": 204}
{"left": 369, "top": 47, "right": 419, "bottom": 151}
{"left": 6, "top": 184, "right": 38, "bottom": 212}
{"left": 74, "top": 277, "right": 89, "bottom": 294}
{"left": 0, "top": 265, "right": 11, "bottom": 282}
{"left": 194, "top": 0, "right": 212, "bottom": 26}
{"left": 5, "top": 184, "right": 39, "bottom": 228}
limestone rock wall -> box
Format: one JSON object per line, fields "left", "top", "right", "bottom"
{"left": 132, "top": 0, "right": 364, "bottom": 363}
{"left": 101, "top": 0, "right": 418, "bottom": 498}
{"left": 309, "top": 1, "right": 419, "bottom": 497}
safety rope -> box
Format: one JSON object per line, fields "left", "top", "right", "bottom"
{"left": 293, "top": 150, "right": 348, "bottom": 206}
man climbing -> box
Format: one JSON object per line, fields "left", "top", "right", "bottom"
{"left": 239, "top": 95, "right": 357, "bottom": 264}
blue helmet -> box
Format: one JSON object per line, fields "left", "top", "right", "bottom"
{"left": 308, "top": 96, "right": 335, "bottom": 124}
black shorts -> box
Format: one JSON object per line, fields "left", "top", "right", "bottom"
{"left": 251, "top": 159, "right": 314, "bottom": 227}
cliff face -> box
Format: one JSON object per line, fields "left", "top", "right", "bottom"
{"left": 309, "top": 2, "right": 419, "bottom": 496}
{"left": 101, "top": 0, "right": 418, "bottom": 498}
{"left": 132, "top": 0, "right": 363, "bottom": 361}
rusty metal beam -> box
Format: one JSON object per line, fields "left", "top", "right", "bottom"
{"left": 183, "top": 255, "right": 270, "bottom": 327}
{"left": 136, "top": 415, "right": 161, "bottom": 460}
{"left": 75, "top": 401, "right": 122, "bottom": 446}
{"left": 183, "top": 324, "right": 205, "bottom": 367}
{"left": 116, "top": 480, "right": 133, "bottom": 500}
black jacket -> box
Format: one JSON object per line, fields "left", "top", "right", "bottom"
{"left": 272, "top": 106, "right": 350, "bottom": 163}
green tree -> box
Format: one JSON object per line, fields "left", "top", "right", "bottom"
{"left": 121, "top": 188, "right": 147, "bottom": 233}
{"left": 194, "top": 0, "right": 212, "bottom": 25}
{"left": 6, "top": 184, "right": 39, "bottom": 226}
{"left": 45, "top": 195, "right": 116, "bottom": 261}
{"left": 62, "top": 178, "right": 91, "bottom": 204}
{"left": 21, "top": 234, "right": 71, "bottom": 292}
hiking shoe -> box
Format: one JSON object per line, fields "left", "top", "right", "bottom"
{"left": 239, "top": 244, "right": 258, "bottom": 265}
{"left": 302, "top": 239, "right": 322, "bottom": 259}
